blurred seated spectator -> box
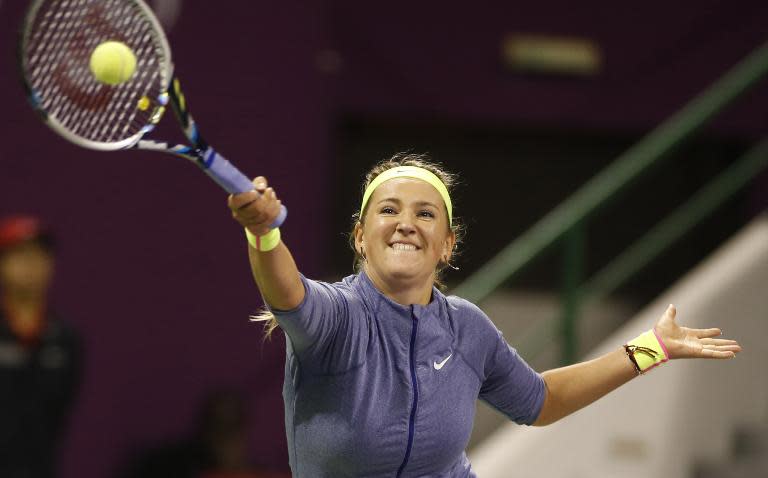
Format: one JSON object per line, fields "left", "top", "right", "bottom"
{"left": 120, "top": 390, "right": 289, "bottom": 478}
{"left": 0, "top": 215, "right": 83, "bottom": 478}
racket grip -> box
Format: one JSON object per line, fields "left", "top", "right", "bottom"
{"left": 202, "top": 148, "right": 287, "bottom": 228}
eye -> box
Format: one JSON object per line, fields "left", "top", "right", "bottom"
{"left": 418, "top": 210, "right": 435, "bottom": 218}
{"left": 380, "top": 206, "right": 396, "bottom": 215}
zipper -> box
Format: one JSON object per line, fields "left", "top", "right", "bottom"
{"left": 396, "top": 309, "right": 419, "bottom": 477}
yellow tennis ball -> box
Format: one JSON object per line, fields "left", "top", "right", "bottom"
{"left": 89, "top": 41, "right": 137, "bottom": 85}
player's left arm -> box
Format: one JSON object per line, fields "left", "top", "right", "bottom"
{"left": 532, "top": 305, "right": 741, "bottom": 426}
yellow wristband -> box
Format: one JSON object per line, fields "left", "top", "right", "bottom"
{"left": 245, "top": 227, "right": 281, "bottom": 252}
{"left": 626, "top": 329, "right": 669, "bottom": 374}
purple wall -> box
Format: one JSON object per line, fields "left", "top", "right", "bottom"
{"left": 1, "top": 1, "right": 330, "bottom": 476}
{"left": 1, "top": 1, "right": 766, "bottom": 477}
{"left": 327, "top": 0, "right": 768, "bottom": 137}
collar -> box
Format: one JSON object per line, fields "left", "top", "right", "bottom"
{"left": 349, "top": 270, "right": 446, "bottom": 320}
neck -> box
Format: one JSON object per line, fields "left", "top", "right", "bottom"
{"left": 1, "top": 290, "right": 46, "bottom": 315}
{"left": 363, "top": 266, "right": 434, "bottom": 306}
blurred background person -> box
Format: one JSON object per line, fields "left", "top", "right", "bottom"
{"left": 0, "top": 215, "right": 83, "bottom": 478}
{"left": 119, "top": 389, "right": 289, "bottom": 478}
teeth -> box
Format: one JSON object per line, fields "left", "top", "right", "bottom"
{"left": 392, "top": 243, "right": 417, "bottom": 251}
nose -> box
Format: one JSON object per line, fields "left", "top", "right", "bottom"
{"left": 396, "top": 215, "right": 416, "bottom": 235}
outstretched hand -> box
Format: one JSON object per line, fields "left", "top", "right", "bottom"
{"left": 228, "top": 176, "right": 283, "bottom": 237}
{"left": 653, "top": 305, "right": 742, "bottom": 360}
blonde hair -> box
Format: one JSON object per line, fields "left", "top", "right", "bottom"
{"left": 252, "top": 152, "right": 464, "bottom": 339}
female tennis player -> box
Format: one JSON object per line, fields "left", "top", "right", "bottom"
{"left": 228, "top": 153, "right": 741, "bottom": 477}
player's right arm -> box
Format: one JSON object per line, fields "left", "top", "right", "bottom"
{"left": 228, "top": 176, "right": 304, "bottom": 310}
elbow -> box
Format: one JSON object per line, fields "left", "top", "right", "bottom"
{"left": 266, "top": 287, "right": 305, "bottom": 312}
{"left": 531, "top": 377, "right": 559, "bottom": 427}
{"left": 262, "top": 277, "right": 306, "bottom": 312}
{"left": 532, "top": 402, "right": 566, "bottom": 426}
{"left": 532, "top": 412, "right": 559, "bottom": 427}
{"left": 531, "top": 402, "right": 556, "bottom": 426}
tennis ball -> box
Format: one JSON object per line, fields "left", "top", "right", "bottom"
{"left": 89, "top": 41, "right": 137, "bottom": 85}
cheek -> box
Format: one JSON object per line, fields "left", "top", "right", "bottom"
{"left": 363, "top": 218, "right": 393, "bottom": 239}
{"left": 427, "top": 228, "right": 450, "bottom": 250}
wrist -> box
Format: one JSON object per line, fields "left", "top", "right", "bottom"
{"left": 245, "top": 227, "right": 281, "bottom": 252}
{"left": 623, "top": 329, "right": 669, "bottom": 375}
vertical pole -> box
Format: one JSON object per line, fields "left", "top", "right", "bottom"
{"left": 561, "top": 223, "right": 586, "bottom": 365}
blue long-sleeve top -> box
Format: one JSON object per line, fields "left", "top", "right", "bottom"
{"left": 271, "top": 271, "right": 546, "bottom": 477}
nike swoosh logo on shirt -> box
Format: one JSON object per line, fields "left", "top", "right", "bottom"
{"left": 433, "top": 354, "right": 452, "bottom": 370}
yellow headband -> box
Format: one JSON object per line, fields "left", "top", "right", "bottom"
{"left": 360, "top": 166, "right": 453, "bottom": 225}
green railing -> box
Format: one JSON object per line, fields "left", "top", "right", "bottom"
{"left": 451, "top": 40, "right": 768, "bottom": 365}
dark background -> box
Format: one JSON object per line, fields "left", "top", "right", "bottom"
{"left": 1, "top": 1, "right": 767, "bottom": 476}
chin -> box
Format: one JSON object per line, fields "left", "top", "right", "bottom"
{"left": 383, "top": 265, "right": 431, "bottom": 283}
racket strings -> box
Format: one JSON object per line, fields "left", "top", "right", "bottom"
{"left": 31, "top": 2, "right": 83, "bottom": 119}
{"left": 22, "top": 0, "right": 169, "bottom": 146}
{"left": 32, "top": 1, "right": 114, "bottom": 120}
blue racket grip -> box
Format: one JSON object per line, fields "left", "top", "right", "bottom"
{"left": 202, "top": 148, "right": 287, "bottom": 228}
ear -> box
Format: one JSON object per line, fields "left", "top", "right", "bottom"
{"left": 353, "top": 222, "right": 364, "bottom": 254}
{"left": 443, "top": 230, "right": 456, "bottom": 261}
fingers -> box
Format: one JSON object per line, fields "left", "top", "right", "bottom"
{"left": 700, "top": 348, "right": 738, "bottom": 359}
{"left": 699, "top": 338, "right": 739, "bottom": 347}
{"left": 228, "top": 177, "right": 268, "bottom": 209}
{"left": 702, "top": 344, "right": 741, "bottom": 353}
{"left": 237, "top": 189, "right": 279, "bottom": 223}
{"left": 253, "top": 176, "right": 268, "bottom": 192}
{"left": 260, "top": 189, "right": 283, "bottom": 225}
{"left": 232, "top": 188, "right": 277, "bottom": 219}
{"left": 227, "top": 177, "right": 281, "bottom": 235}
{"left": 694, "top": 327, "right": 723, "bottom": 339}
{"left": 228, "top": 189, "right": 260, "bottom": 211}
{"left": 700, "top": 338, "right": 742, "bottom": 359}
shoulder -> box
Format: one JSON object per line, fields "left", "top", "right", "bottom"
{"left": 445, "top": 294, "right": 483, "bottom": 316}
{"left": 319, "top": 274, "right": 368, "bottom": 306}
{"left": 280, "top": 273, "right": 368, "bottom": 316}
{"left": 445, "top": 295, "right": 497, "bottom": 331}
{"left": 444, "top": 294, "right": 505, "bottom": 349}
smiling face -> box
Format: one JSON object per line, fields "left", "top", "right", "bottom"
{"left": 354, "top": 177, "right": 455, "bottom": 298}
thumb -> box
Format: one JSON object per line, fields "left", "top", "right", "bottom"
{"left": 656, "top": 304, "right": 676, "bottom": 328}
{"left": 666, "top": 304, "right": 676, "bottom": 320}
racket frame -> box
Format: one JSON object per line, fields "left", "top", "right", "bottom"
{"left": 19, "top": 0, "right": 174, "bottom": 153}
{"left": 18, "top": 0, "right": 287, "bottom": 225}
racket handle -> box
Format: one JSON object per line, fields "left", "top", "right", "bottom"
{"left": 202, "top": 148, "right": 287, "bottom": 228}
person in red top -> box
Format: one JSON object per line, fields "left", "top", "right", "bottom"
{"left": 0, "top": 215, "right": 82, "bottom": 478}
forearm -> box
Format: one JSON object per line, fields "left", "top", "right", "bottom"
{"left": 227, "top": 177, "right": 303, "bottom": 310}
{"left": 247, "top": 240, "right": 304, "bottom": 311}
{"left": 533, "top": 346, "right": 637, "bottom": 426}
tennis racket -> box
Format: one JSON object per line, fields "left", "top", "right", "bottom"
{"left": 19, "top": 0, "right": 287, "bottom": 228}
